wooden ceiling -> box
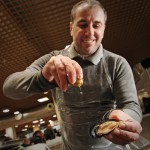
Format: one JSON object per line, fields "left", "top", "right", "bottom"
{"left": 0, "top": 0, "right": 150, "bottom": 134}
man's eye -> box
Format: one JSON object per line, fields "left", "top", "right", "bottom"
{"left": 93, "top": 24, "right": 101, "bottom": 28}
{"left": 79, "top": 24, "right": 87, "bottom": 29}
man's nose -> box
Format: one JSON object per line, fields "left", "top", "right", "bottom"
{"left": 85, "top": 25, "right": 94, "bottom": 36}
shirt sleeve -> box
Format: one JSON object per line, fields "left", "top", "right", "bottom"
{"left": 112, "top": 56, "right": 142, "bottom": 122}
{"left": 3, "top": 53, "right": 57, "bottom": 100}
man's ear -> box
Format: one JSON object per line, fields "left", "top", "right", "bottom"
{"left": 101, "top": 24, "right": 106, "bottom": 39}
{"left": 70, "top": 22, "right": 73, "bottom": 36}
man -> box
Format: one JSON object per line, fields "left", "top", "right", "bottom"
{"left": 30, "top": 130, "right": 46, "bottom": 144}
{"left": 3, "top": 0, "right": 142, "bottom": 149}
{"left": 44, "top": 124, "right": 56, "bottom": 140}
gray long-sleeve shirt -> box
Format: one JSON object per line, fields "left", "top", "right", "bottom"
{"left": 3, "top": 44, "right": 142, "bottom": 150}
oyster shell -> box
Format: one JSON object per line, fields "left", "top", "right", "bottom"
{"left": 96, "top": 119, "right": 122, "bottom": 136}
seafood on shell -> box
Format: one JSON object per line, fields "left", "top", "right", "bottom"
{"left": 90, "top": 119, "right": 123, "bottom": 138}
{"left": 96, "top": 119, "right": 122, "bottom": 136}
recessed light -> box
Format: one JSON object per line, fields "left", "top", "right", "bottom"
{"left": 25, "top": 125, "right": 28, "bottom": 128}
{"left": 44, "top": 92, "right": 48, "bottom": 94}
{"left": 22, "top": 128, "right": 27, "bottom": 131}
{"left": 32, "top": 120, "right": 39, "bottom": 124}
{"left": 14, "top": 111, "right": 20, "bottom": 115}
{"left": 40, "top": 119, "right": 43, "bottom": 122}
{"left": 37, "top": 97, "right": 49, "bottom": 102}
{"left": 53, "top": 115, "right": 56, "bottom": 118}
{"left": 40, "top": 121, "right": 45, "bottom": 124}
{"left": 3, "top": 109, "right": 10, "bottom": 113}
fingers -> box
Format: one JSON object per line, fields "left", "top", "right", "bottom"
{"left": 119, "top": 120, "right": 142, "bottom": 134}
{"left": 104, "top": 131, "right": 129, "bottom": 145}
{"left": 109, "top": 109, "right": 133, "bottom": 121}
{"left": 104, "top": 128, "right": 140, "bottom": 145}
{"left": 71, "top": 61, "right": 83, "bottom": 79}
{"left": 42, "top": 55, "right": 83, "bottom": 91}
{"left": 60, "top": 56, "right": 83, "bottom": 84}
{"left": 107, "top": 110, "right": 142, "bottom": 145}
{"left": 109, "top": 110, "right": 142, "bottom": 134}
{"left": 53, "top": 57, "right": 68, "bottom": 91}
{"left": 42, "top": 58, "right": 56, "bottom": 82}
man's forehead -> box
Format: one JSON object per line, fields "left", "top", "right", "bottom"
{"left": 76, "top": 4, "right": 103, "bottom": 14}
{"left": 74, "top": 6, "right": 105, "bottom": 22}
{"left": 77, "top": 19, "right": 102, "bottom": 24}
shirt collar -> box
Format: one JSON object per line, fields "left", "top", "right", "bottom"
{"left": 67, "top": 43, "right": 103, "bottom": 65}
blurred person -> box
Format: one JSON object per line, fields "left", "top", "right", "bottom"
{"left": 3, "top": 0, "right": 143, "bottom": 149}
{"left": 2, "top": 136, "right": 12, "bottom": 145}
{"left": 10, "top": 138, "right": 31, "bottom": 150}
{"left": 21, "top": 137, "right": 31, "bottom": 147}
{"left": 23, "top": 143, "right": 50, "bottom": 150}
{"left": 44, "top": 124, "right": 56, "bottom": 140}
{"left": 30, "top": 130, "right": 46, "bottom": 145}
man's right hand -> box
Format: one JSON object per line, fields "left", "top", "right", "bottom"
{"left": 42, "top": 55, "right": 83, "bottom": 91}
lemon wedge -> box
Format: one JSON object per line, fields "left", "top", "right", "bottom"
{"left": 73, "top": 79, "right": 83, "bottom": 87}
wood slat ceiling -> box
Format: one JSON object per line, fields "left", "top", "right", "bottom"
{"left": 0, "top": 0, "right": 150, "bottom": 134}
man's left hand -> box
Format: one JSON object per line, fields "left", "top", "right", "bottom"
{"left": 104, "top": 110, "right": 142, "bottom": 145}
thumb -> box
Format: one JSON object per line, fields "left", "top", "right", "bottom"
{"left": 109, "top": 110, "right": 132, "bottom": 121}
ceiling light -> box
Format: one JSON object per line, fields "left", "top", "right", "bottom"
{"left": 40, "top": 121, "right": 45, "bottom": 124}
{"left": 40, "top": 119, "right": 43, "bottom": 122}
{"left": 37, "top": 97, "right": 49, "bottom": 102}
{"left": 14, "top": 111, "right": 20, "bottom": 115}
{"left": 44, "top": 92, "right": 48, "bottom": 94}
{"left": 25, "top": 125, "right": 28, "bottom": 128}
{"left": 32, "top": 120, "right": 39, "bottom": 124}
{"left": 3, "top": 109, "right": 10, "bottom": 113}
{"left": 22, "top": 128, "right": 27, "bottom": 131}
{"left": 49, "top": 120, "right": 54, "bottom": 126}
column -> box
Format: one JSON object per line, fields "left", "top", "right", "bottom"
{"left": 5, "top": 127, "right": 16, "bottom": 140}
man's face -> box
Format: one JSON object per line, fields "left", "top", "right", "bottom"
{"left": 70, "top": 6, "right": 105, "bottom": 56}
{"left": 47, "top": 124, "right": 52, "bottom": 130}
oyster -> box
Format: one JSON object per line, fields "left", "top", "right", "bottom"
{"left": 96, "top": 119, "right": 122, "bottom": 137}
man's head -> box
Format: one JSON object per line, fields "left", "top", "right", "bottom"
{"left": 33, "top": 130, "right": 44, "bottom": 138}
{"left": 47, "top": 124, "right": 52, "bottom": 130}
{"left": 70, "top": 0, "right": 107, "bottom": 56}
